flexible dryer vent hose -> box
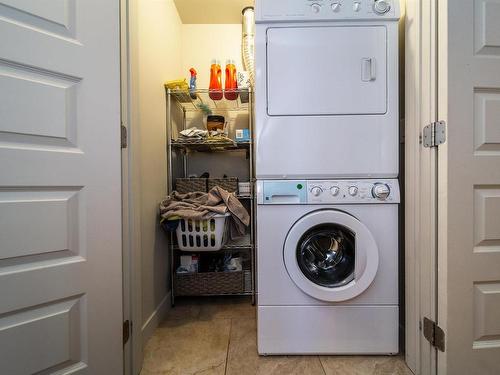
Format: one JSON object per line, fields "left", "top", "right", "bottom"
{"left": 242, "top": 6, "right": 255, "bottom": 88}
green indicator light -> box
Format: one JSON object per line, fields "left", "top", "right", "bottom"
{"left": 297, "top": 184, "right": 303, "bottom": 190}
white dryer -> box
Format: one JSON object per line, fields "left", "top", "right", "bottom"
{"left": 256, "top": 179, "right": 399, "bottom": 354}
{"left": 255, "top": 0, "right": 400, "bottom": 179}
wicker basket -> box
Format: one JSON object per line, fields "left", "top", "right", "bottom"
{"left": 175, "top": 178, "right": 207, "bottom": 193}
{"left": 174, "top": 271, "right": 245, "bottom": 296}
{"left": 208, "top": 177, "right": 238, "bottom": 193}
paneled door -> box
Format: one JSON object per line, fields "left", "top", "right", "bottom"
{"left": 437, "top": 0, "right": 500, "bottom": 374}
{"left": 0, "top": 0, "right": 122, "bottom": 374}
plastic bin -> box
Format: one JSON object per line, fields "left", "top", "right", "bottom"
{"left": 176, "top": 214, "right": 229, "bottom": 251}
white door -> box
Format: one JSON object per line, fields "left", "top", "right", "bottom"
{"left": 0, "top": 0, "right": 122, "bottom": 374}
{"left": 436, "top": 0, "right": 500, "bottom": 374}
{"left": 266, "top": 26, "right": 387, "bottom": 116}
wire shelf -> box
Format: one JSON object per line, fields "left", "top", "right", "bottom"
{"left": 236, "top": 194, "right": 253, "bottom": 200}
{"left": 170, "top": 139, "right": 251, "bottom": 152}
{"left": 167, "top": 88, "right": 251, "bottom": 112}
{"left": 166, "top": 85, "right": 255, "bottom": 306}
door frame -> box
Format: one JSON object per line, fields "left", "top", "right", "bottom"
{"left": 405, "top": 0, "right": 439, "bottom": 374}
{"left": 120, "top": 0, "right": 443, "bottom": 373}
{"left": 121, "top": 0, "right": 143, "bottom": 373}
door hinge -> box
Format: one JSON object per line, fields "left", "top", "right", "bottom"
{"left": 121, "top": 123, "right": 128, "bottom": 149}
{"left": 423, "top": 121, "right": 446, "bottom": 148}
{"left": 423, "top": 317, "right": 445, "bottom": 352}
{"left": 123, "top": 320, "right": 131, "bottom": 345}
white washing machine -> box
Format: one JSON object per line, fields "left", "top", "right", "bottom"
{"left": 256, "top": 179, "right": 399, "bottom": 354}
{"left": 255, "top": 0, "right": 400, "bottom": 179}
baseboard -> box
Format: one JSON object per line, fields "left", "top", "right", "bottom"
{"left": 141, "top": 292, "right": 171, "bottom": 346}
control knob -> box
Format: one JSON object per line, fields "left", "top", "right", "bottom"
{"left": 330, "top": 186, "right": 340, "bottom": 196}
{"left": 331, "top": 2, "right": 341, "bottom": 12}
{"left": 311, "top": 186, "right": 323, "bottom": 197}
{"left": 311, "top": 3, "right": 322, "bottom": 13}
{"left": 372, "top": 183, "right": 391, "bottom": 200}
{"left": 348, "top": 186, "right": 358, "bottom": 196}
{"left": 373, "top": 0, "right": 391, "bottom": 14}
{"left": 353, "top": 2, "right": 361, "bottom": 12}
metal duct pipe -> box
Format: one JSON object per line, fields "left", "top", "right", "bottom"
{"left": 242, "top": 6, "right": 255, "bottom": 87}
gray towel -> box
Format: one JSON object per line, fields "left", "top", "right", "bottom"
{"left": 159, "top": 186, "right": 250, "bottom": 237}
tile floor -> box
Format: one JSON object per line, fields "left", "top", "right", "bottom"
{"left": 141, "top": 297, "right": 413, "bottom": 375}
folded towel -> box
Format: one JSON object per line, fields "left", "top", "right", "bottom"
{"left": 159, "top": 186, "right": 250, "bottom": 237}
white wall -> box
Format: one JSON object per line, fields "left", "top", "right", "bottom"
{"left": 181, "top": 24, "right": 243, "bottom": 88}
{"left": 130, "top": 1, "right": 244, "bottom": 354}
{"left": 133, "top": 0, "right": 183, "bottom": 342}
{"left": 174, "top": 0, "right": 253, "bottom": 24}
{"left": 180, "top": 24, "right": 248, "bottom": 182}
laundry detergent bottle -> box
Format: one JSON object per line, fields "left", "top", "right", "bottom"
{"left": 209, "top": 59, "right": 223, "bottom": 100}
{"left": 224, "top": 59, "right": 239, "bottom": 100}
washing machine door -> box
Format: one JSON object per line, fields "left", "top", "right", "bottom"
{"left": 284, "top": 209, "right": 379, "bottom": 302}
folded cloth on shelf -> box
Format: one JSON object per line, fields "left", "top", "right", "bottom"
{"left": 178, "top": 127, "right": 235, "bottom": 145}
{"left": 159, "top": 186, "right": 250, "bottom": 237}
{"left": 179, "top": 127, "right": 209, "bottom": 139}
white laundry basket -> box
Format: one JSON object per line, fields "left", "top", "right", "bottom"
{"left": 175, "top": 213, "right": 230, "bottom": 251}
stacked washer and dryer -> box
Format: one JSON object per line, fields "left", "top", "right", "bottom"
{"left": 254, "top": 0, "right": 401, "bottom": 354}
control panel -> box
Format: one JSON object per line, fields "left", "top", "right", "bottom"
{"left": 258, "top": 179, "right": 400, "bottom": 205}
{"left": 256, "top": 0, "right": 400, "bottom": 22}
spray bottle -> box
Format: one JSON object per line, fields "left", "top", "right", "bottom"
{"left": 189, "top": 68, "right": 197, "bottom": 99}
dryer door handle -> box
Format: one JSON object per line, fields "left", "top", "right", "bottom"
{"left": 361, "top": 58, "right": 376, "bottom": 82}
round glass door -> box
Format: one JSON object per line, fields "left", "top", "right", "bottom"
{"left": 284, "top": 209, "right": 379, "bottom": 302}
{"left": 297, "top": 224, "right": 355, "bottom": 288}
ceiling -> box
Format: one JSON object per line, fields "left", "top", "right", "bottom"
{"left": 174, "top": 0, "right": 254, "bottom": 24}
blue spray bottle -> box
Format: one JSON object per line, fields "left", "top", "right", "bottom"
{"left": 189, "top": 68, "right": 197, "bottom": 99}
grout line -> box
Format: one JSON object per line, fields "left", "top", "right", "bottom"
{"left": 224, "top": 318, "right": 233, "bottom": 375}
{"left": 319, "top": 356, "right": 327, "bottom": 375}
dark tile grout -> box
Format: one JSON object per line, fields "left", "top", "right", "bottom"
{"left": 318, "top": 356, "right": 327, "bottom": 375}
{"left": 223, "top": 317, "right": 233, "bottom": 375}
